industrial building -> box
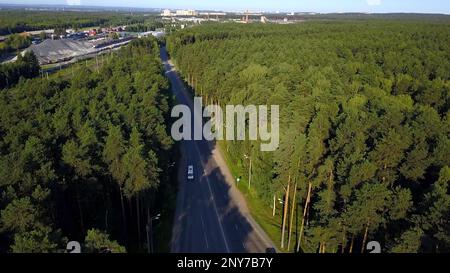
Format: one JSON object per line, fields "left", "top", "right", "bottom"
{"left": 161, "top": 9, "right": 198, "bottom": 17}
{"left": 20, "top": 37, "right": 135, "bottom": 65}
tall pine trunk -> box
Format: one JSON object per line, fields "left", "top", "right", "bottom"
{"left": 296, "top": 182, "right": 312, "bottom": 253}
{"left": 341, "top": 227, "right": 346, "bottom": 254}
{"left": 287, "top": 182, "right": 297, "bottom": 251}
{"left": 349, "top": 235, "right": 355, "bottom": 253}
{"left": 75, "top": 182, "right": 84, "bottom": 232}
{"left": 319, "top": 242, "right": 325, "bottom": 253}
{"left": 272, "top": 194, "right": 276, "bottom": 217}
{"left": 136, "top": 194, "right": 141, "bottom": 246}
{"left": 119, "top": 186, "right": 128, "bottom": 244}
{"left": 280, "top": 176, "right": 290, "bottom": 249}
{"left": 361, "top": 221, "right": 370, "bottom": 253}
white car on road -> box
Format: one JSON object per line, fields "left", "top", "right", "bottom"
{"left": 187, "top": 165, "right": 194, "bottom": 180}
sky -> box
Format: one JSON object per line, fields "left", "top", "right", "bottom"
{"left": 2, "top": 0, "right": 450, "bottom": 14}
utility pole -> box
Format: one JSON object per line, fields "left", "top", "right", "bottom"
{"left": 249, "top": 157, "right": 252, "bottom": 189}
{"left": 244, "top": 154, "right": 252, "bottom": 189}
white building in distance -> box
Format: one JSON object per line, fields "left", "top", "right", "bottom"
{"left": 176, "top": 10, "right": 198, "bottom": 16}
{"left": 162, "top": 9, "right": 172, "bottom": 17}
{"left": 162, "top": 9, "right": 198, "bottom": 17}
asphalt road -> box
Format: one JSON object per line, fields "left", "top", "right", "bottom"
{"left": 160, "top": 46, "right": 276, "bottom": 253}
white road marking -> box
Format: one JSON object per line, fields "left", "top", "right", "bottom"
{"left": 200, "top": 215, "right": 209, "bottom": 249}
{"left": 194, "top": 144, "right": 231, "bottom": 253}
{"left": 165, "top": 50, "right": 250, "bottom": 253}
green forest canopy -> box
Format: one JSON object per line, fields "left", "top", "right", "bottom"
{"left": 0, "top": 37, "right": 174, "bottom": 252}
{"left": 167, "top": 21, "right": 450, "bottom": 253}
{"left": 0, "top": 10, "right": 155, "bottom": 35}
{"left": 0, "top": 50, "right": 40, "bottom": 89}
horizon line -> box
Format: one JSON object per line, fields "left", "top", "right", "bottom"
{"left": 1, "top": 3, "right": 449, "bottom": 15}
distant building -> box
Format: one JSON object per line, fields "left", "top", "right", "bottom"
{"left": 161, "top": 9, "right": 197, "bottom": 17}
{"left": 22, "top": 37, "right": 135, "bottom": 65}
{"left": 88, "top": 29, "right": 98, "bottom": 37}
{"left": 175, "top": 10, "right": 198, "bottom": 16}
{"left": 199, "top": 12, "right": 227, "bottom": 16}
{"left": 26, "top": 29, "right": 54, "bottom": 36}
{"left": 138, "top": 30, "right": 165, "bottom": 38}
{"left": 162, "top": 9, "right": 172, "bottom": 17}
{"left": 23, "top": 39, "right": 96, "bottom": 64}
{"left": 19, "top": 32, "right": 32, "bottom": 38}
{"left": 66, "top": 32, "right": 88, "bottom": 40}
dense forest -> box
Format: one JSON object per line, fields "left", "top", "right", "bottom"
{"left": 126, "top": 20, "right": 165, "bottom": 33}
{"left": 167, "top": 21, "right": 450, "bottom": 253}
{"left": 285, "top": 13, "right": 450, "bottom": 22}
{"left": 0, "top": 51, "right": 40, "bottom": 89}
{"left": 0, "top": 38, "right": 175, "bottom": 253}
{"left": 0, "top": 10, "right": 152, "bottom": 35}
{"left": 0, "top": 34, "right": 32, "bottom": 57}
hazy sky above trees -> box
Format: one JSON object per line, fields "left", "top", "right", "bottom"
{"left": 2, "top": 0, "right": 450, "bottom": 14}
